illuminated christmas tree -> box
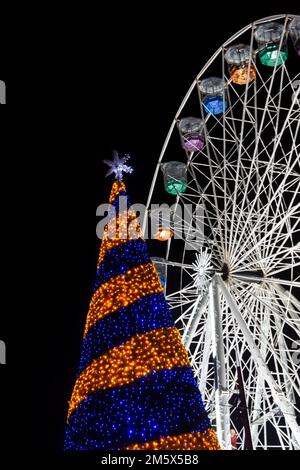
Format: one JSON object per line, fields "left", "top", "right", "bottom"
{"left": 64, "top": 152, "right": 220, "bottom": 450}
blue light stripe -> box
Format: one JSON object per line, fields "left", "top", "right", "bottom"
{"left": 78, "top": 293, "right": 173, "bottom": 375}
{"left": 94, "top": 238, "right": 150, "bottom": 291}
{"left": 64, "top": 366, "right": 211, "bottom": 450}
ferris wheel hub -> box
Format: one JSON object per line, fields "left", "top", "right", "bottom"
{"left": 221, "top": 263, "right": 230, "bottom": 281}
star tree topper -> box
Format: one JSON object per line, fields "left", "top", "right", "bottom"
{"left": 103, "top": 150, "right": 133, "bottom": 180}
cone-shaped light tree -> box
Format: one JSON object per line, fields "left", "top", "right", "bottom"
{"left": 65, "top": 152, "right": 220, "bottom": 450}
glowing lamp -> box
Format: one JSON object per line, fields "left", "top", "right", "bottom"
{"left": 199, "top": 77, "right": 227, "bottom": 115}
{"left": 151, "top": 257, "right": 167, "bottom": 288}
{"left": 178, "top": 117, "right": 205, "bottom": 152}
{"left": 150, "top": 207, "right": 174, "bottom": 241}
{"left": 254, "top": 22, "right": 288, "bottom": 67}
{"left": 154, "top": 227, "right": 174, "bottom": 241}
{"left": 225, "top": 44, "right": 256, "bottom": 85}
{"left": 289, "top": 17, "right": 300, "bottom": 56}
{"left": 162, "top": 161, "right": 187, "bottom": 195}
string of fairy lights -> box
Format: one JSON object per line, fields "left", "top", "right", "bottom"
{"left": 64, "top": 180, "right": 221, "bottom": 450}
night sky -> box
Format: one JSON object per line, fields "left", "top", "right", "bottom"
{"left": 0, "top": 4, "right": 298, "bottom": 453}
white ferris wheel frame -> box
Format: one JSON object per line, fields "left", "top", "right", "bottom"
{"left": 143, "top": 14, "right": 300, "bottom": 450}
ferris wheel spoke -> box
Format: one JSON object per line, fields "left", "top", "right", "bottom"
{"left": 268, "top": 259, "right": 300, "bottom": 277}
{"left": 257, "top": 65, "right": 293, "bottom": 257}
{"left": 266, "top": 247, "right": 300, "bottom": 276}
{"left": 262, "top": 184, "right": 300, "bottom": 263}
{"left": 231, "top": 198, "right": 300, "bottom": 272}
{"left": 252, "top": 62, "right": 297, "bottom": 112}
{"left": 232, "top": 282, "right": 300, "bottom": 391}
{"left": 231, "top": 236, "right": 300, "bottom": 274}
{"left": 232, "top": 283, "right": 300, "bottom": 394}
{"left": 230, "top": 86, "right": 300, "bottom": 263}
{"left": 202, "top": 129, "right": 227, "bottom": 259}
{"left": 227, "top": 156, "right": 292, "bottom": 264}
{"left": 227, "top": 57, "right": 256, "bottom": 260}
{"left": 235, "top": 272, "right": 300, "bottom": 291}
{"left": 272, "top": 283, "right": 300, "bottom": 314}
{"left": 171, "top": 186, "right": 225, "bottom": 259}
{"left": 228, "top": 69, "right": 285, "bottom": 256}
{"left": 194, "top": 129, "right": 290, "bottom": 241}
{"left": 269, "top": 139, "right": 300, "bottom": 253}
{"left": 230, "top": 140, "right": 300, "bottom": 266}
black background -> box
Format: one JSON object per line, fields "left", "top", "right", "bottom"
{"left": 0, "top": 3, "right": 299, "bottom": 456}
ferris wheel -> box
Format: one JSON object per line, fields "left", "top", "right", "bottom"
{"left": 143, "top": 14, "right": 300, "bottom": 450}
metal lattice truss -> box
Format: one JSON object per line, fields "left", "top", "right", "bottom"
{"left": 144, "top": 14, "right": 300, "bottom": 449}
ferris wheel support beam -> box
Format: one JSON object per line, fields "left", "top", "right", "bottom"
{"left": 217, "top": 276, "right": 300, "bottom": 449}
{"left": 209, "top": 279, "right": 231, "bottom": 449}
{"left": 199, "top": 317, "right": 212, "bottom": 397}
{"left": 183, "top": 288, "right": 210, "bottom": 349}
{"left": 273, "top": 303, "right": 296, "bottom": 405}
{"left": 232, "top": 273, "right": 300, "bottom": 290}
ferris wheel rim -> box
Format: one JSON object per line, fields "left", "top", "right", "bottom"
{"left": 142, "top": 13, "right": 299, "bottom": 234}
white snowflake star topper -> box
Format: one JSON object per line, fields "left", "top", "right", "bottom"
{"left": 103, "top": 150, "right": 133, "bottom": 180}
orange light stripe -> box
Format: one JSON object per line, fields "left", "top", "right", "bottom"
{"left": 109, "top": 181, "right": 126, "bottom": 204}
{"left": 84, "top": 262, "right": 162, "bottom": 337}
{"left": 97, "top": 210, "right": 143, "bottom": 267}
{"left": 125, "top": 428, "right": 221, "bottom": 450}
{"left": 68, "top": 327, "right": 189, "bottom": 418}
